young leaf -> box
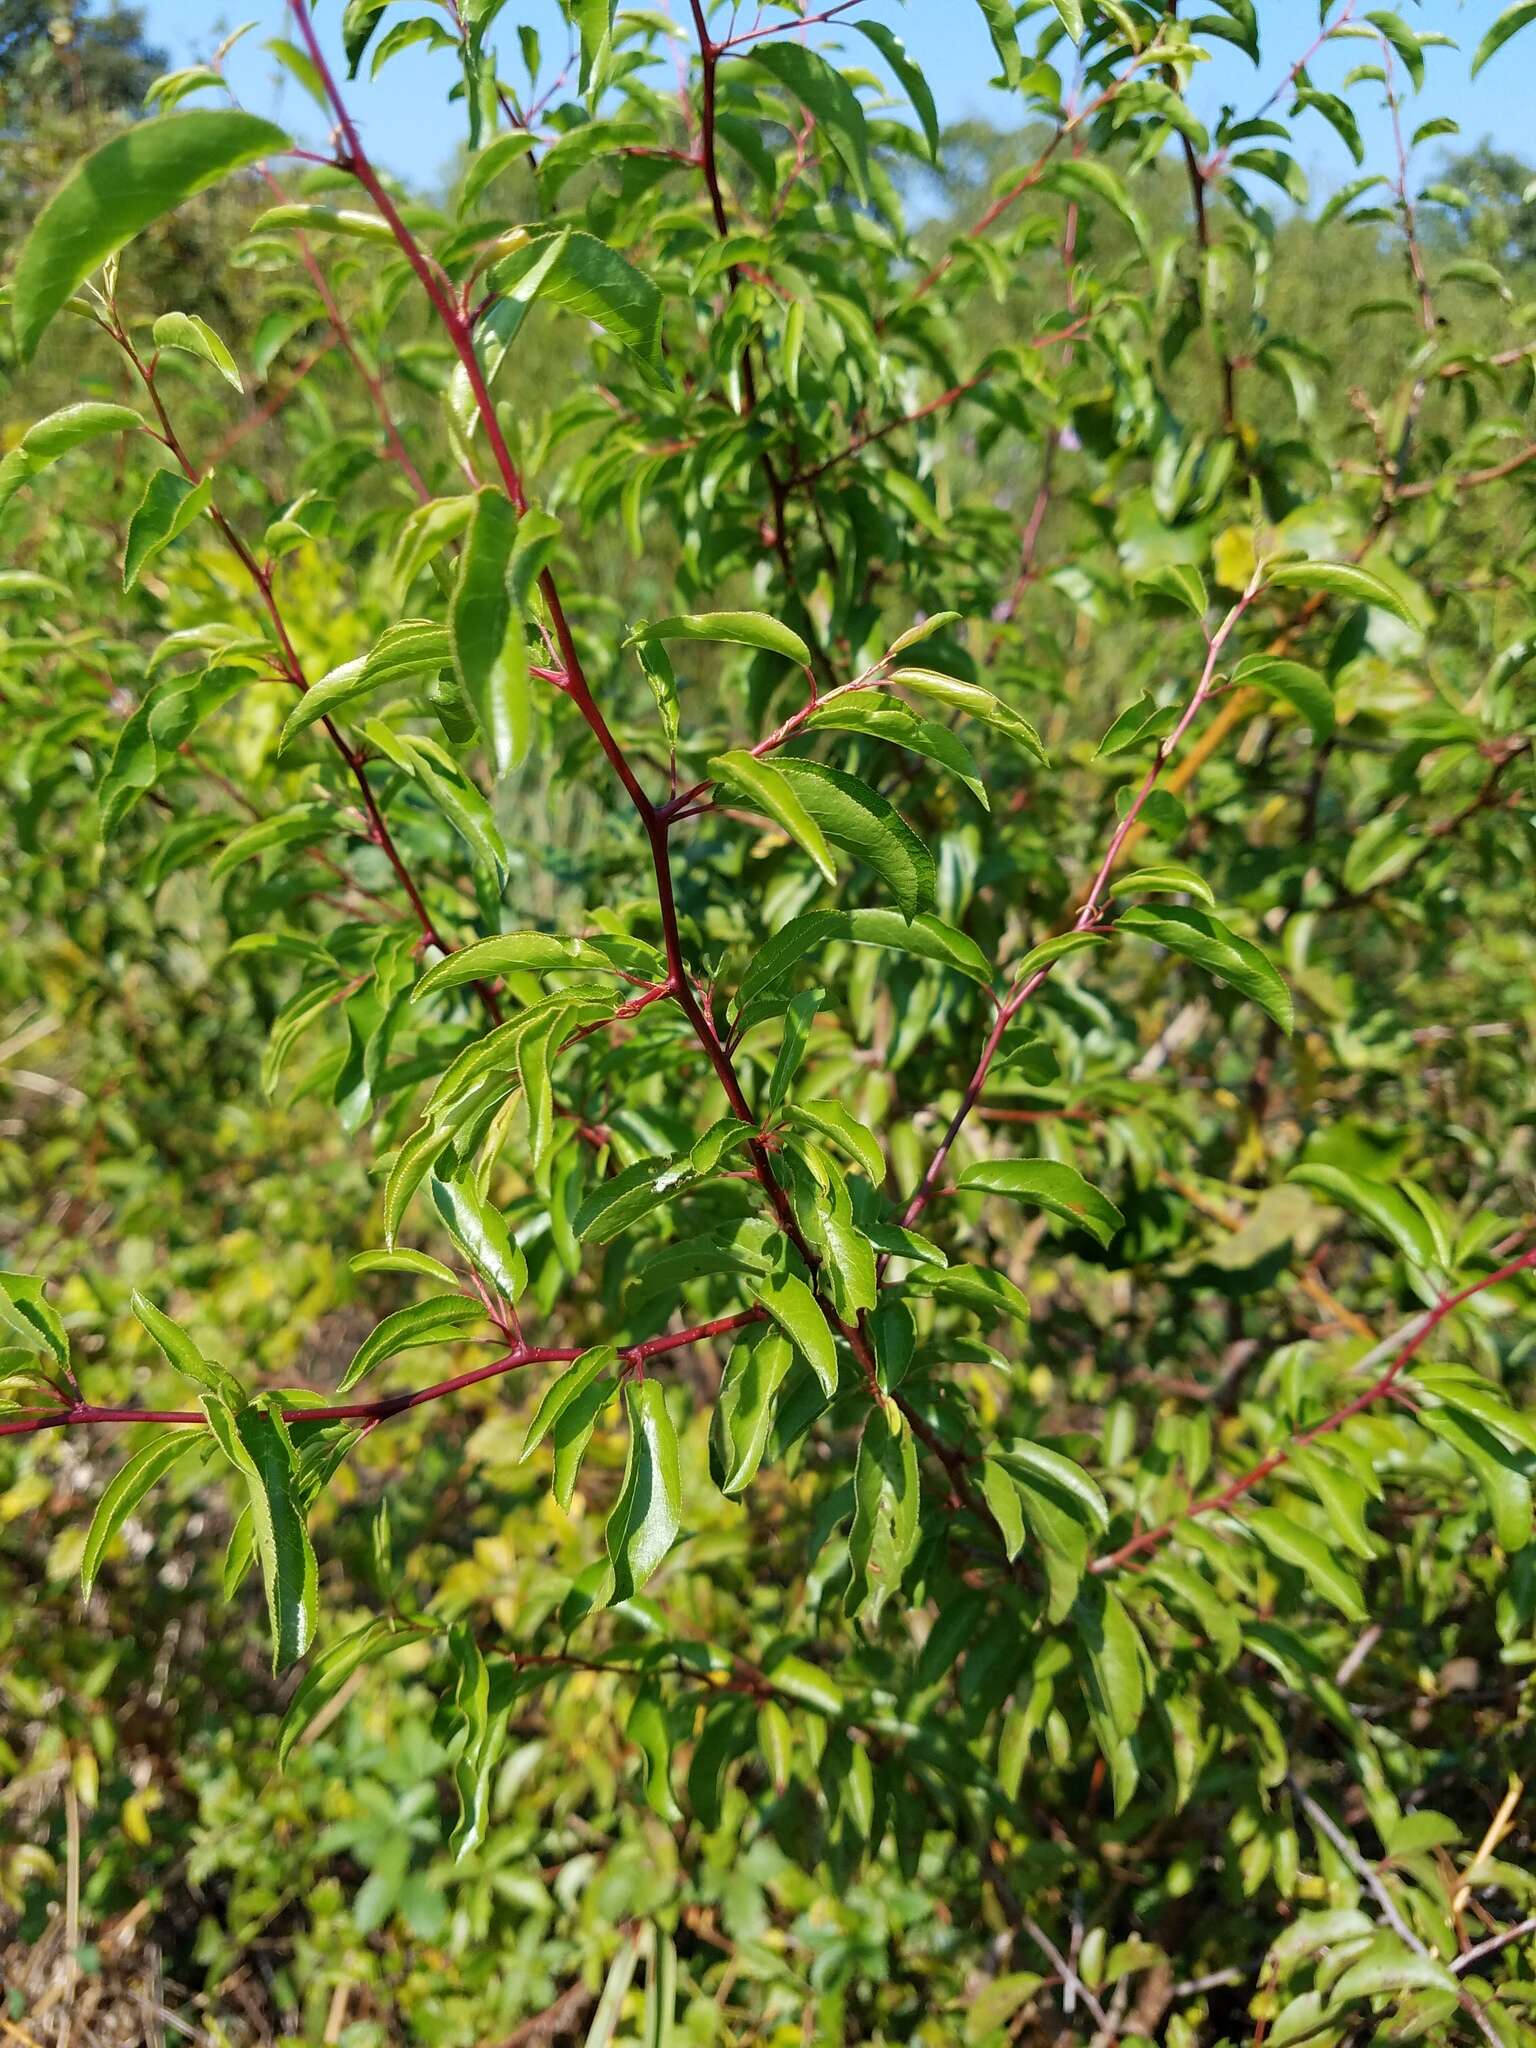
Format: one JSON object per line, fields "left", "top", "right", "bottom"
{"left": 81, "top": 1429, "right": 202, "bottom": 1595}
{"left": 12, "top": 110, "right": 290, "bottom": 358}
{"left": 152, "top": 310, "right": 243, "bottom": 391}
{"left": 1108, "top": 863, "right": 1217, "bottom": 910}
{"left": 131, "top": 1292, "right": 244, "bottom": 1406}
{"left": 0, "top": 402, "right": 144, "bottom": 512}
{"left": 123, "top": 470, "right": 214, "bottom": 591}
{"left": 888, "top": 668, "right": 1048, "bottom": 763}
{"left": 957, "top": 1159, "right": 1124, "bottom": 1249}
{"left": 631, "top": 610, "right": 810, "bottom": 668}
{"left": 338, "top": 1294, "right": 485, "bottom": 1393}
{"left": 604, "top": 1379, "right": 682, "bottom": 1603}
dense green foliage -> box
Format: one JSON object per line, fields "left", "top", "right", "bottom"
{"left": 4, "top": 1, "right": 1536, "bottom": 2041}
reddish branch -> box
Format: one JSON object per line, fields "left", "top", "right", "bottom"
{"left": 288, "top": 0, "right": 880, "bottom": 1392}
{"left": 1089, "top": 1246, "right": 1536, "bottom": 1574}
{"left": 897, "top": 578, "right": 1261, "bottom": 1234}
{"left": 110, "top": 322, "right": 502, "bottom": 1025}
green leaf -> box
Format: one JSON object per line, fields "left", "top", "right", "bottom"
{"left": 627, "top": 1684, "right": 681, "bottom": 1824}
{"left": 1134, "top": 562, "right": 1208, "bottom": 614}
{"left": 1264, "top": 558, "right": 1418, "bottom": 625}
{"left": 737, "top": 908, "right": 990, "bottom": 1012}
{"left": 81, "top": 1429, "right": 202, "bottom": 1596}
{"left": 972, "top": 0, "right": 1024, "bottom": 84}
{"left": 338, "top": 1294, "right": 484, "bottom": 1393}
{"left": 1247, "top": 1506, "right": 1367, "bottom": 1620}
{"left": 1287, "top": 1165, "right": 1439, "bottom": 1271}
{"left": 784, "top": 1101, "right": 885, "bottom": 1187}
{"left": 201, "top": 1396, "right": 319, "bottom": 1670}
{"left": 1095, "top": 691, "right": 1178, "bottom": 760}
{"left": 1108, "top": 863, "right": 1217, "bottom": 910}
{"left": 752, "top": 1266, "right": 837, "bottom": 1396}
{"left": 746, "top": 41, "right": 870, "bottom": 197}
{"left": 251, "top": 201, "right": 395, "bottom": 244}
{"left": 1231, "top": 655, "right": 1334, "bottom": 741}
{"left": 152, "top": 310, "right": 242, "bottom": 391}
{"left": 846, "top": 1405, "right": 920, "bottom": 1627}
{"left": 461, "top": 130, "right": 539, "bottom": 213}
{"left": 957, "top": 1159, "right": 1124, "bottom": 1249}
{"left": 350, "top": 1248, "right": 460, "bottom": 1286}
{"left": 489, "top": 227, "right": 665, "bottom": 372}
{"left": 806, "top": 695, "right": 988, "bottom": 808}
{"left": 429, "top": 1175, "right": 526, "bottom": 1303}
{"left": 12, "top": 110, "right": 290, "bottom": 358}
{"left": 888, "top": 668, "right": 1047, "bottom": 763}
{"left": 520, "top": 1345, "right": 617, "bottom": 1461}
{"left": 277, "top": 1617, "right": 412, "bottom": 1766}
{"left": 770, "top": 1654, "right": 844, "bottom": 1718}
{"left": 1331, "top": 1933, "right": 1459, "bottom": 2002}
{"left": 1116, "top": 905, "right": 1293, "bottom": 1032}
{"left": 279, "top": 621, "right": 452, "bottom": 752}
{"left": 855, "top": 21, "right": 939, "bottom": 160}
{"left": 708, "top": 751, "right": 836, "bottom": 884}
{"left": 414, "top": 928, "right": 649, "bottom": 1000}
{"left": 574, "top": 1154, "right": 699, "bottom": 1244}
{"left": 631, "top": 610, "right": 810, "bottom": 668}
{"left": 123, "top": 469, "right": 213, "bottom": 591}
{"left": 1421, "top": 1409, "right": 1532, "bottom": 1551}
{"left": 992, "top": 1441, "right": 1109, "bottom": 1535}
{"left": 1076, "top": 1581, "right": 1147, "bottom": 1738}
{"left": 130, "top": 1292, "right": 244, "bottom": 1406}
{"left": 1472, "top": 2, "right": 1536, "bottom": 75}
{"left": 711, "top": 1329, "right": 794, "bottom": 1495}
{"left": 450, "top": 488, "right": 518, "bottom": 770}
{"left": 604, "top": 1379, "right": 682, "bottom": 1603}
{"left": 0, "top": 402, "right": 144, "bottom": 512}
{"left": 774, "top": 759, "right": 934, "bottom": 921}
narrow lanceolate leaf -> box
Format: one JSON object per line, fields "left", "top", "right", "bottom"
{"left": 429, "top": 1175, "right": 526, "bottom": 1303}
{"left": 846, "top": 1406, "right": 920, "bottom": 1628}
{"left": 753, "top": 1267, "right": 838, "bottom": 1396}
{"left": 1231, "top": 656, "right": 1334, "bottom": 741}
{"left": 278, "top": 621, "right": 451, "bottom": 751}
{"left": 1263, "top": 559, "right": 1418, "bottom": 625}
{"left": 1116, "top": 906, "right": 1293, "bottom": 1033}
{"left": 855, "top": 21, "right": 939, "bottom": 160}
{"left": 338, "top": 1293, "right": 484, "bottom": 1392}
{"left": 746, "top": 41, "right": 870, "bottom": 196}
{"left": 708, "top": 751, "right": 836, "bottom": 884}
{"left": 888, "top": 668, "right": 1047, "bottom": 764}
{"left": 1077, "top": 1582, "right": 1147, "bottom": 1740}
{"left": 152, "top": 311, "right": 243, "bottom": 391}
{"left": 573, "top": 1154, "right": 699, "bottom": 1245}
{"left": 450, "top": 488, "right": 517, "bottom": 768}
{"left": 81, "top": 1430, "right": 202, "bottom": 1595}
{"left": 1287, "top": 1165, "right": 1439, "bottom": 1272}
{"left": 711, "top": 1330, "right": 794, "bottom": 1496}
{"left": 13, "top": 110, "right": 290, "bottom": 358}
{"left": 277, "top": 1616, "right": 414, "bottom": 1766}
{"left": 630, "top": 610, "right": 811, "bottom": 669}
{"left": 202, "top": 1396, "right": 319, "bottom": 1670}
{"left": 1472, "top": 2, "right": 1536, "bottom": 76}
{"left": 520, "top": 1346, "right": 617, "bottom": 1461}
{"left": 957, "top": 1159, "right": 1124, "bottom": 1249}
{"left": 131, "top": 1292, "right": 245, "bottom": 1406}
{"left": 604, "top": 1379, "right": 682, "bottom": 1603}
{"left": 123, "top": 470, "right": 213, "bottom": 591}
{"left": 488, "top": 227, "right": 665, "bottom": 371}
{"left": 774, "top": 759, "right": 935, "bottom": 922}
{"left": 1246, "top": 1507, "right": 1367, "bottom": 1621}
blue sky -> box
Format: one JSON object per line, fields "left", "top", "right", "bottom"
{"left": 138, "top": 2, "right": 1528, "bottom": 200}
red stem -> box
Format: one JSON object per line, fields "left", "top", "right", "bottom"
{"left": 1090, "top": 1245, "right": 1536, "bottom": 1573}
